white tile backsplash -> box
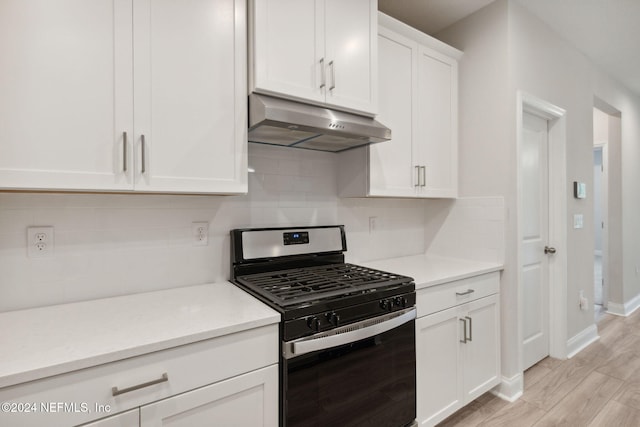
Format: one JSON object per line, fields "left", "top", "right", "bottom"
{"left": 0, "top": 144, "right": 429, "bottom": 312}
{"left": 0, "top": 140, "right": 504, "bottom": 313}
{"left": 426, "top": 196, "right": 505, "bottom": 263}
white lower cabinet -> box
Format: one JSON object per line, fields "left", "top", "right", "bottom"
{"left": 85, "top": 365, "right": 278, "bottom": 427}
{"left": 140, "top": 366, "right": 277, "bottom": 427}
{"left": 415, "top": 273, "right": 500, "bottom": 427}
{"left": 81, "top": 409, "right": 139, "bottom": 427}
{"left": 0, "top": 325, "right": 278, "bottom": 427}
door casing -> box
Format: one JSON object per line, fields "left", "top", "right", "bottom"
{"left": 516, "top": 92, "right": 568, "bottom": 371}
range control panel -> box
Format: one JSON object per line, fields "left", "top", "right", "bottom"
{"left": 283, "top": 231, "right": 309, "bottom": 246}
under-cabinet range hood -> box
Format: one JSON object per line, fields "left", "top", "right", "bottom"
{"left": 248, "top": 94, "right": 391, "bottom": 152}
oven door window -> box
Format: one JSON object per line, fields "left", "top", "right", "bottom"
{"left": 285, "top": 321, "right": 415, "bottom": 427}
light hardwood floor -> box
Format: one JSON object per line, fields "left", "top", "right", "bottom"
{"left": 438, "top": 309, "right": 640, "bottom": 426}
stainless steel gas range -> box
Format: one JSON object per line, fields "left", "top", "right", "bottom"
{"left": 230, "top": 225, "right": 416, "bottom": 427}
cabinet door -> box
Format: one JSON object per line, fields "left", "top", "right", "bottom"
{"left": 416, "top": 306, "right": 463, "bottom": 427}
{"left": 82, "top": 409, "right": 139, "bottom": 427}
{"left": 368, "top": 27, "right": 418, "bottom": 197}
{"left": 416, "top": 46, "right": 458, "bottom": 198}
{"left": 0, "top": 0, "right": 134, "bottom": 191}
{"left": 133, "top": 0, "right": 247, "bottom": 193}
{"left": 140, "top": 365, "right": 278, "bottom": 427}
{"left": 250, "top": 0, "right": 325, "bottom": 105}
{"left": 462, "top": 294, "right": 501, "bottom": 402}
{"left": 324, "top": 0, "right": 377, "bottom": 115}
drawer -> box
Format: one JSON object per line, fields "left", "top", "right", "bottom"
{"left": 0, "top": 325, "right": 278, "bottom": 427}
{"left": 417, "top": 272, "right": 500, "bottom": 317}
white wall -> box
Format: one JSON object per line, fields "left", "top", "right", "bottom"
{"left": 508, "top": 0, "right": 596, "bottom": 343}
{"left": 0, "top": 143, "right": 429, "bottom": 313}
{"left": 438, "top": 0, "right": 640, "bottom": 385}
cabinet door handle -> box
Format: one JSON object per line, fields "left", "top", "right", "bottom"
{"left": 112, "top": 373, "right": 168, "bottom": 396}
{"left": 122, "top": 132, "right": 128, "bottom": 172}
{"left": 320, "top": 58, "right": 326, "bottom": 89}
{"left": 465, "top": 316, "right": 473, "bottom": 342}
{"left": 141, "top": 134, "right": 146, "bottom": 174}
{"left": 329, "top": 60, "right": 336, "bottom": 91}
{"left": 456, "top": 289, "right": 475, "bottom": 297}
{"left": 420, "top": 166, "right": 426, "bottom": 187}
{"left": 459, "top": 318, "right": 467, "bottom": 343}
{"left": 414, "top": 166, "right": 420, "bottom": 187}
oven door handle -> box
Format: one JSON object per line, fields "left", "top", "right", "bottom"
{"left": 285, "top": 308, "right": 416, "bottom": 359}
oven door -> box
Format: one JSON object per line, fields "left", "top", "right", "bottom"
{"left": 283, "top": 308, "right": 416, "bottom": 427}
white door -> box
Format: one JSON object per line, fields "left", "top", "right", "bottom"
{"left": 133, "top": 0, "right": 247, "bottom": 193}
{"left": 324, "top": 0, "right": 377, "bottom": 115}
{"left": 521, "top": 111, "right": 551, "bottom": 370}
{"left": 251, "top": 0, "right": 325, "bottom": 105}
{"left": 0, "top": 0, "right": 134, "bottom": 191}
{"left": 368, "top": 27, "right": 417, "bottom": 197}
{"left": 140, "top": 365, "right": 278, "bottom": 427}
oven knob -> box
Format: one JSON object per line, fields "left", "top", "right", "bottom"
{"left": 395, "top": 296, "right": 408, "bottom": 308}
{"left": 326, "top": 312, "right": 340, "bottom": 326}
{"left": 307, "top": 316, "right": 321, "bottom": 332}
{"left": 380, "top": 299, "right": 394, "bottom": 312}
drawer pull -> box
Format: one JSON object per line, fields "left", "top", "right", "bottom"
{"left": 456, "top": 289, "right": 475, "bottom": 297}
{"left": 111, "top": 373, "right": 168, "bottom": 396}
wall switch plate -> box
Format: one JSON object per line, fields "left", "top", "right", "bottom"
{"left": 27, "top": 226, "right": 54, "bottom": 257}
{"left": 573, "top": 214, "right": 584, "bottom": 229}
{"left": 192, "top": 222, "right": 209, "bottom": 246}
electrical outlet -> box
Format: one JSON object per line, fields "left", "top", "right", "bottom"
{"left": 27, "top": 226, "right": 54, "bottom": 257}
{"left": 369, "top": 216, "right": 378, "bottom": 233}
{"left": 192, "top": 222, "right": 209, "bottom": 246}
{"left": 579, "top": 289, "right": 589, "bottom": 311}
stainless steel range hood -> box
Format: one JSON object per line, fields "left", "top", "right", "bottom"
{"left": 248, "top": 94, "right": 391, "bottom": 152}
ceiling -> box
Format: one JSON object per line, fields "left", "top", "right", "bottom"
{"left": 378, "top": 0, "right": 640, "bottom": 96}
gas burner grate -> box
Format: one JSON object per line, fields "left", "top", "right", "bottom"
{"left": 235, "top": 263, "right": 410, "bottom": 307}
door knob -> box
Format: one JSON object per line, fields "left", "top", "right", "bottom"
{"left": 544, "top": 246, "right": 556, "bottom": 254}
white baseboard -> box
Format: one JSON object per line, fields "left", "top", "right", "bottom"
{"left": 607, "top": 293, "right": 640, "bottom": 317}
{"left": 566, "top": 324, "right": 599, "bottom": 358}
{"left": 492, "top": 373, "right": 523, "bottom": 402}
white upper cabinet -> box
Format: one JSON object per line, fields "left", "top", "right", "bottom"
{"left": 367, "top": 26, "right": 418, "bottom": 197}
{"left": 133, "top": 0, "right": 247, "bottom": 193}
{"left": 337, "top": 13, "right": 460, "bottom": 199}
{"left": 249, "top": 0, "right": 377, "bottom": 116}
{"left": 416, "top": 46, "right": 458, "bottom": 198}
{"left": 0, "top": 0, "right": 134, "bottom": 191}
{"left": 0, "top": 0, "right": 247, "bottom": 194}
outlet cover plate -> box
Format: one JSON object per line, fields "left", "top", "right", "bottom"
{"left": 192, "top": 222, "right": 209, "bottom": 246}
{"left": 27, "top": 226, "right": 54, "bottom": 257}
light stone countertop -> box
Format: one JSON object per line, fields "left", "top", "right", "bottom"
{"left": 0, "top": 282, "right": 280, "bottom": 389}
{"left": 362, "top": 254, "right": 503, "bottom": 290}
